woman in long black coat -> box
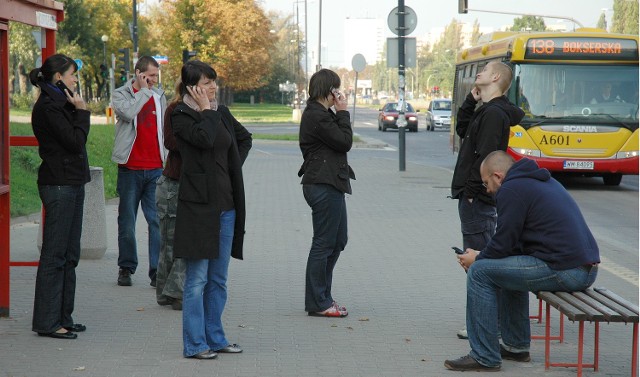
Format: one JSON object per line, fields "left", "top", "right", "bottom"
{"left": 171, "top": 61, "right": 252, "bottom": 359}
{"left": 29, "top": 54, "right": 90, "bottom": 339}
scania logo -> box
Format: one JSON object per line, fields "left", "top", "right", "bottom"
{"left": 562, "top": 126, "right": 598, "bottom": 132}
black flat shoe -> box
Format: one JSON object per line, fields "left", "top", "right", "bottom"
{"left": 38, "top": 331, "right": 77, "bottom": 340}
{"left": 64, "top": 323, "right": 86, "bottom": 332}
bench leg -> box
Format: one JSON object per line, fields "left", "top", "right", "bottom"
{"left": 594, "top": 321, "right": 599, "bottom": 371}
{"left": 529, "top": 297, "right": 543, "bottom": 323}
{"left": 559, "top": 311, "right": 564, "bottom": 343}
{"left": 576, "top": 320, "right": 585, "bottom": 377}
{"left": 633, "top": 322, "right": 638, "bottom": 377}
{"left": 545, "top": 302, "right": 551, "bottom": 370}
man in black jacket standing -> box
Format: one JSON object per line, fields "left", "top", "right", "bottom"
{"left": 451, "top": 61, "right": 525, "bottom": 339}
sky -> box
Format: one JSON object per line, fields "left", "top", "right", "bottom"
{"left": 256, "top": 0, "right": 616, "bottom": 68}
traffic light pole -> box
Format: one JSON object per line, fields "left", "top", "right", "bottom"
{"left": 397, "top": 0, "right": 406, "bottom": 171}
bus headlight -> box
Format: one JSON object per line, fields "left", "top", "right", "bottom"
{"left": 616, "top": 151, "right": 639, "bottom": 159}
{"left": 514, "top": 148, "right": 541, "bottom": 157}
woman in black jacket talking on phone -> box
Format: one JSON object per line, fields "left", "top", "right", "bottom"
{"left": 298, "top": 69, "right": 355, "bottom": 318}
{"left": 29, "top": 54, "right": 90, "bottom": 340}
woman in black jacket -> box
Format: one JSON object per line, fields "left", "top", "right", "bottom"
{"left": 171, "top": 61, "right": 252, "bottom": 360}
{"left": 29, "top": 54, "right": 90, "bottom": 339}
{"left": 298, "top": 69, "right": 354, "bottom": 318}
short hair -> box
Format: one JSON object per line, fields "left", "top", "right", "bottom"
{"left": 307, "top": 69, "right": 340, "bottom": 104}
{"left": 482, "top": 150, "right": 515, "bottom": 176}
{"left": 135, "top": 56, "right": 159, "bottom": 72}
{"left": 489, "top": 61, "right": 514, "bottom": 94}
{"left": 28, "top": 54, "right": 77, "bottom": 86}
{"left": 178, "top": 60, "right": 217, "bottom": 99}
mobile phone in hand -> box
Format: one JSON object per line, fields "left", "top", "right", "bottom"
{"left": 55, "top": 80, "right": 71, "bottom": 96}
{"left": 452, "top": 246, "right": 464, "bottom": 255}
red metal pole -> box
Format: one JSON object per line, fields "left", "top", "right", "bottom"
{"left": 0, "top": 24, "right": 10, "bottom": 318}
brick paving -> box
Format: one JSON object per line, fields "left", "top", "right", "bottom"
{"left": 1, "top": 140, "right": 637, "bottom": 377}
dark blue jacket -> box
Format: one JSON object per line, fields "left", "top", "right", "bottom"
{"left": 477, "top": 158, "right": 600, "bottom": 270}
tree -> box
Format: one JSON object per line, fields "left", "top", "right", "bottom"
{"left": 8, "top": 23, "right": 39, "bottom": 97}
{"left": 150, "top": 0, "right": 274, "bottom": 104}
{"left": 510, "top": 16, "right": 546, "bottom": 32}
{"left": 611, "top": 0, "right": 639, "bottom": 35}
{"left": 596, "top": 11, "right": 608, "bottom": 31}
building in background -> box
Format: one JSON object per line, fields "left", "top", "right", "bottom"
{"left": 343, "top": 17, "right": 385, "bottom": 68}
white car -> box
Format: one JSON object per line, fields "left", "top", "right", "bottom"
{"left": 425, "top": 98, "right": 452, "bottom": 131}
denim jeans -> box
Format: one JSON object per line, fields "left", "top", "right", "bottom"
{"left": 117, "top": 167, "right": 162, "bottom": 279}
{"left": 155, "top": 176, "right": 185, "bottom": 301}
{"left": 466, "top": 255, "right": 598, "bottom": 367}
{"left": 302, "top": 184, "right": 348, "bottom": 313}
{"left": 182, "top": 209, "right": 235, "bottom": 357}
{"left": 32, "top": 185, "right": 85, "bottom": 334}
{"left": 457, "top": 194, "right": 497, "bottom": 251}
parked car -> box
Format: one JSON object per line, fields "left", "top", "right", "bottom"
{"left": 425, "top": 98, "right": 452, "bottom": 131}
{"left": 377, "top": 102, "right": 419, "bottom": 132}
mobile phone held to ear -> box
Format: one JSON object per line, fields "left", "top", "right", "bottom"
{"left": 452, "top": 246, "right": 464, "bottom": 255}
{"left": 55, "top": 80, "right": 71, "bottom": 95}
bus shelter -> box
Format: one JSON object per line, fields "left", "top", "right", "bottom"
{"left": 0, "top": 0, "right": 64, "bottom": 317}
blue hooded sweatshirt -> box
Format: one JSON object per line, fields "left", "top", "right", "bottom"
{"left": 477, "top": 158, "right": 600, "bottom": 270}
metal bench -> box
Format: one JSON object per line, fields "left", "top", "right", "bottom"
{"left": 536, "top": 287, "right": 639, "bottom": 377}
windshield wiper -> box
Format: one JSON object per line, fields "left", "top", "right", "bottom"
{"left": 521, "top": 116, "right": 564, "bottom": 128}
{"left": 572, "top": 113, "right": 638, "bottom": 131}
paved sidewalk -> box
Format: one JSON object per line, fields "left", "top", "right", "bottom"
{"left": 1, "top": 142, "right": 637, "bottom": 377}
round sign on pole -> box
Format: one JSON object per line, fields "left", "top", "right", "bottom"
{"left": 387, "top": 6, "right": 418, "bottom": 36}
{"left": 74, "top": 59, "right": 83, "bottom": 71}
{"left": 351, "top": 54, "right": 366, "bottom": 73}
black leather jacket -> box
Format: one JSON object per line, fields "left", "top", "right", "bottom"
{"left": 298, "top": 101, "right": 355, "bottom": 194}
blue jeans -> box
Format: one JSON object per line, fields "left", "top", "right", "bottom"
{"left": 302, "top": 184, "right": 348, "bottom": 313}
{"left": 117, "top": 167, "right": 162, "bottom": 279}
{"left": 466, "top": 256, "right": 598, "bottom": 367}
{"left": 182, "top": 210, "right": 235, "bottom": 357}
{"left": 458, "top": 195, "right": 497, "bottom": 251}
{"left": 32, "top": 185, "right": 85, "bottom": 334}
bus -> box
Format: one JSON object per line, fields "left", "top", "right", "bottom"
{"left": 451, "top": 29, "right": 639, "bottom": 186}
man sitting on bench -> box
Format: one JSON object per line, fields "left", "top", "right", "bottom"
{"left": 444, "top": 150, "right": 601, "bottom": 372}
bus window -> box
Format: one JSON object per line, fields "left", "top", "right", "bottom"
{"left": 515, "top": 63, "right": 639, "bottom": 125}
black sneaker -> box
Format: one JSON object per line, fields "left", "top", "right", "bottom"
{"left": 117, "top": 268, "right": 132, "bottom": 286}
{"left": 150, "top": 277, "right": 156, "bottom": 288}
{"left": 171, "top": 299, "right": 182, "bottom": 311}
{"left": 444, "top": 355, "right": 501, "bottom": 372}
{"left": 500, "top": 345, "right": 531, "bottom": 362}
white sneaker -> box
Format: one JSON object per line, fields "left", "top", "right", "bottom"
{"left": 457, "top": 328, "right": 468, "bottom": 339}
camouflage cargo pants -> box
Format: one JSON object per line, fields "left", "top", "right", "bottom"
{"left": 155, "top": 175, "right": 185, "bottom": 302}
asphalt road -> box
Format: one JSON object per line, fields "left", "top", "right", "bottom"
{"left": 246, "top": 105, "right": 639, "bottom": 289}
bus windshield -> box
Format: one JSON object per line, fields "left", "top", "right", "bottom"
{"left": 514, "top": 64, "right": 639, "bottom": 130}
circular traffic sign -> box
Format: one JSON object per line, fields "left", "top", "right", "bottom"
{"left": 74, "top": 58, "right": 83, "bottom": 71}
{"left": 387, "top": 6, "right": 417, "bottom": 36}
{"left": 351, "top": 54, "right": 367, "bottom": 73}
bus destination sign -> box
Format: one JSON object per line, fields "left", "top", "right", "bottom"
{"left": 525, "top": 37, "right": 638, "bottom": 60}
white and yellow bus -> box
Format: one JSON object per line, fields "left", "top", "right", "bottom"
{"left": 452, "top": 29, "right": 638, "bottom": 185}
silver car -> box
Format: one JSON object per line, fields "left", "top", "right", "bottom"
{"left": 425, "top": 98, "right": 452, "bottom": 131}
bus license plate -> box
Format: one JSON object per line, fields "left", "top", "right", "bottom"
{"left": 563, "top": 160, "right": 594, "bottom": 170}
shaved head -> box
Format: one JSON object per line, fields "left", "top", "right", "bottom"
{"left": 488, "top": 61, "right": 514, "bottom": 94}
{"left": 481, "top": 150, "right": 515, "bottom": 176}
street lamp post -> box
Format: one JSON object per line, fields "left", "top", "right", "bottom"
{"left": 101, "top": 35, "right": 109, "bottom": 64}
